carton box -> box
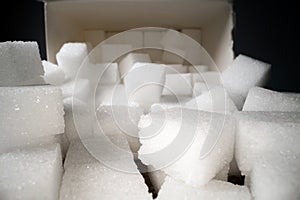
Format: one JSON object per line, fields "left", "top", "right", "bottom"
{"left": 44, "top": 0, "right": 233, "bottom": 71}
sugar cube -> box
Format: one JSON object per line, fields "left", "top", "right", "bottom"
{"left": 144, "top": 29, "right": 165, "bottom": 48}
{"left": 42, "top": 60, "right": 65, "bottom": 86}
{"left": 185, "top": 86, "right": 238, "bottom": 114}
{"left": 243, "top": 87, "right": 300, "bottom": 112}
{"left": 193, "top": 82, "right": 218, "bottom": 97}
{"left": 162, "top": 73, "right": 192, "bottom": 96}
{"left": 138, "top": 108, "right": 235, "bottom": 187}
{"left": 95, "top": 105, "right": 144, "bottom": 153}
{"left": 0, "top": 41, "right": 45, "bottom": 86}
{"left": 164, "top": 64, "right": 188, "bottom": 74}
{"left": 124, "top": 62, "right": 166, "bottom": 107}
{"left": 56, "top": 43, "right": 89, "bottom": 80}
{"left": 61, "top": 79, "right": 91, "bottom": 102}
{"left": 96, "top": 84, "right": 128, "bottom": 106}
{"left": 221, "top": 55, "right": 271, "bottom": 109}
{"left": 150, "top": 95, "right": 192, "bottom": 112}
{"left": 157, "top": 176, "right": 251, "bottom": 200}
{"left": 161, "top": 49, "right": 185, "bottom": 64}
{"left": 105, "top": 30, "right": 143, "bottom": 48}
{"left": 214, "top": 164, "right": 230, "bottom": 181}
{"left": 235, "top": 111, "right": 300, "bottom": 199}
{"left": 63, "top": 97, "right": 93, "bottom": 142}
{"left": 188, "top": 65, "right": 208, "bottom": 73}
{"left": 0, "top": 85, "right": 64, "bottom": 152}
{"left": 0, "top": 144, "right": 63, "bottom": 200}
{"left": 118, "top": 53, "right": 152, "bottom": 79}
{"left": 97, "top": 44, "right": 132, "bottom": 63}
{"left": 79, "top": 62, "right": 120, "bottom": 87}
{"left": 61, "top": 139, "right": 152, "bottom": 200}
{"left": 192, "top": 71, "right": 222, "bottom": 85}
{"left": 84, "top": 29, "right": 105, "bottom": 47}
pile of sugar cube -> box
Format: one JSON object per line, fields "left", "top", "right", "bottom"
{"left": 0, "top": 28, "right": 300, "bottom": 200}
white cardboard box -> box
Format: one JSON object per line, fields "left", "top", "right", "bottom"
{"left": 44, "top": 0, "right": 234, "bottom": 71}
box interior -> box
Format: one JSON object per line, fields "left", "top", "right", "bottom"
{"left": 45, "top": 0, "right": 233, "bottom": 71}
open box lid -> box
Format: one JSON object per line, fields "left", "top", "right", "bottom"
{"left": 43, "top": 0, "right": 234, "bottom": 71}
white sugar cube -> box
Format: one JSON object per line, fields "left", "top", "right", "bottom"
{"left": 162, "top": 49, "right": 185, "bottom": 64}
{"left": 188, "top": 65, "right": 208, "bottom": 73}
{"left": 56, "top": 43, "right": 89, "bottom": 80}
{"left": 79, "top": 62, "right": 120, "bottom": 86}
{"left": 60, "top": 162, "right": 152, "bottom": 200}
{"left": 0, "top": 144, "right": 63, "bottom": 200}
{"left": 106, "top": 30, "right": 143, "bottom": 48}
{"left": 95, "top": 105, "right": 144, "bottom": 153}
{"left": 63, "top": 97, "right": 93, "bottom": 142}
{"left": 96, "top": 84, "right": 128, "bottom": 106}
{"left": 119, "top": 53, "right": 152, "bottom": 79}
{"left": 243, "top": 87, "right": 300, "bottom": 112}
{"left": 192, "top": 71, "right": 221, "bottom": 85}
{"left": 84, "top": 30, "right": 105, "bottom": 47}
{"left": 144, "top": 30, "right": 165, "bottom": 48}
{"left": 181, "top": 29, "right": 202, "bottom": 44}
{"left": 61, "top": 139, "right": 151, "bottom": 200}
{"left": 193, "top": 82, "right": 218, "bottom": 97}
{"left": 98, "top": 44, "right": 132, "bottom": 63}
{"left": 124, "top": 62, "right": 166, "bottom": 107}
{"left": 61, "top": 79, "right": 90, "bottom": 102}
{"left": 221, "top": 55, "right": 271, "bottom": 109}
{"left": 0, "top": 41, "right": 45, "bottom": 86}
{"left": 42, "top": 60, "right": 65, "bottom": 86}
{"left": 164, "top": 64, "right": 188, "bottom": 74}
{"left": 138, "top": 108, "right": 235, "bottom": 187}
{"left": 0, "top": 86, "right": 64, "bottom": 152}
{"left": 185, "top": 86, "right": 238, "bottom": 114}
{"left": 157, "top": 177, "right": 251, "bottom": 200}
{"left": 150, "top": 95, "right": 192, "bottom": 112}
{"left": 235, "top": 111, "right": 300, "bottom": 199}
{"left": 163, "top": 73, "right": 192, "bottom": 96}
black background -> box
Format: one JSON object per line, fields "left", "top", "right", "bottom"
{"left": 1, "top": 0, "right": 299, "bottom": 92}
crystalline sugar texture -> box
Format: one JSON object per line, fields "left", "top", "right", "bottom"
{"left": 42, "top": 60, "right": 65, "bottom": 86}
{"left": 235, "top": 111, "right": 300, "bottom": 199}
{"left": 56, "top": 43, "right": 89, "bottom": 80}
{"left": 79, "top": 62, "right": 120, "bottom": 87}
{"left": 118, "top": 53, "right": 152, "bottom": 79}
{"left": 150, "top": 95, "right": 192, "bottom": 112}
{"left": 61, "top": 79, "right": 91, "bottom": 102}
{"left": 63, "top": 97, "right": 93, "bottom": 142}
{"left": 0, "top": 144, "right": 63, "bottom": 200}
{"left": 138, "top": 108, "right": 235, "bottom": 187}
{"left": 193, "top": 82, "right": 218, "bottom": 97}
{"left": 157, "top": 176, "right": 251, "bottom": 200}
{"left": 95, "top": 105, "right": 144, "bottom": 153}
{"left": 0, "top": 85, "right": 64, "bottom": 152}
{"left": 221, "top": 55, "right": 271, "bottom": 110}
{"left": 124, "top": 62, "right": 166, "bottom": 107}
{"left": 185, "top": 86, "right": 238, "bottom": 114}
{"left": 96, "top": 84, "right": 128, "bottom": 106}
{"left": 0, "top": 41, "right": 45, "bottom": 86}
{"left": 61, "top": 139, "right": 152, "bottom": 200}
{"left": 163, "top": 73, "right": 192, "bottom": 96}
{"left": 243, "top": 87, "right": 300, "bottom": 112}
{"left": 192, "top": 71, "right": 221, "bottom": 85}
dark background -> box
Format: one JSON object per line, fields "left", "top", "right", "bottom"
{"left": 1, "top": 1, "right": 299, "bottom": 92}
